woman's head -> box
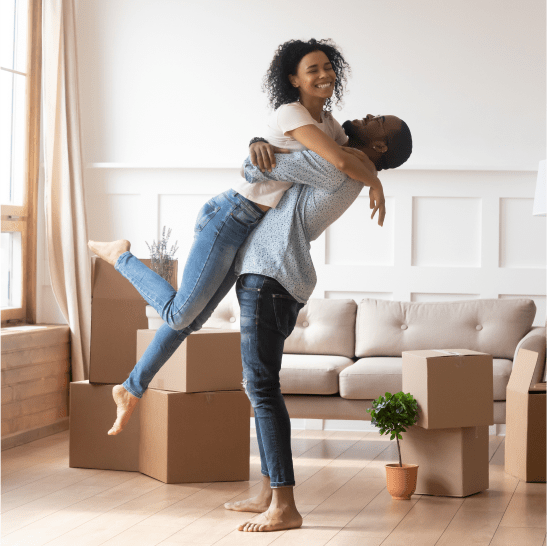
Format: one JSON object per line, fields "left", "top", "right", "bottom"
{"left": 263, "top": 38, "right": 351, "bottom": 111}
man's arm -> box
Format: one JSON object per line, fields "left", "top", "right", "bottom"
{"left": 243, "top": 150, "right": 348, "bottom": 194}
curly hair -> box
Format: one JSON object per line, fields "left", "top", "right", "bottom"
{"left": 262, "top": 38, "right": 351, "bottom": 112}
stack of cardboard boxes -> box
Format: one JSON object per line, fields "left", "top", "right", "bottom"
{"left": 69, "top": 258, "right": 250, "bottom": 483}
{"left": 399, "top": 349, "right": 494, "bottom": 497}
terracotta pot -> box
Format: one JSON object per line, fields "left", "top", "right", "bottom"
{"left": 385, "top": 463, "right": 419, "bottom": 500}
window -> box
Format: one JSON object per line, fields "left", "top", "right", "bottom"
{"left": 1, "top": 0, "right": 41, "bottom": 326}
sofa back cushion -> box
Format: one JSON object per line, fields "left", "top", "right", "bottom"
{"left": 284, "top": 298, "right": 357, "bottom": 358}
{"left": 355, "top": 298, "right": 536, "bottom": 359}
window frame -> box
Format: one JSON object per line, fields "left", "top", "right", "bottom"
{"left": 1, "top": 0, "right": 42, "bottom": 326}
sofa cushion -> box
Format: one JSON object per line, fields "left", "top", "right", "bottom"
{"left": 280, "top": 354, "right": 354, "bottom": 395}
{"left": 339, "top": 357, "right": 513, "bottom": 401}
{"left": 284, "top": 298, "right": 357, "bottom": 358}
{"left": 355, "top": 298, "right": 536, "bottom": 360}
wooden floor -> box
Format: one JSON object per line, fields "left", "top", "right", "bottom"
{"left": 1, "top": 428, "right": 545, "bottom": 546}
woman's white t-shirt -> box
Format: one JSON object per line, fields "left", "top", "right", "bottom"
{"left": 233, "top": 102, "right": 348, "bottom": 208}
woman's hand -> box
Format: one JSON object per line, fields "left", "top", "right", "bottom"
{"left": 249, "top": 142, "right": 290, "bottom": 173}
{"left": 369, "top": 184, "right": 386, "bottom": 227}
{"left": 339, "top": 146, "right": 366, "bottom": 160}
{"left": 340, "top": 147, "right": 377, "bottom": 175}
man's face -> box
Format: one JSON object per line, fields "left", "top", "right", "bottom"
{"left": 343, "top": 115, "right": 402, "bottom": 165}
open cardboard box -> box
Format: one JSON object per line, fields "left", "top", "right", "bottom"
{"left": 89, "top": 257, "right": 177, "bottom": 385}
{"left": 402, "top": 349, "right": 494, "bottom": 429}
{"left": 505, "top": 349, "right": 546, "bottom": 482}
{"left": 69, "top": 381, "right": 140, "bottom": 471}
{"left": 136, "top": 328, "right": 243, "bottom": 393}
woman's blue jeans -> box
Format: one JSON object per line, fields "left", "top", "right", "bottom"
{"left": 236, "top": 274, "right": 304, "bottom": 487}
{"left": 114, "top": 189, "right": 265, "bottom": 398}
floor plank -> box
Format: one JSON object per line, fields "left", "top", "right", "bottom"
{"left": 0, "top": 428, "right": 544, "bottom": 546}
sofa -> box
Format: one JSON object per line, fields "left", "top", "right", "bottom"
{"left": 203, "top": 296, "right": 546, "bottom": 425}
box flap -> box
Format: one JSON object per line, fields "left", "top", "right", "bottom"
{"left": 507, "top": 349, "right": 540, "bottom": 394}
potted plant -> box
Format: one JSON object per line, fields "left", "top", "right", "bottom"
{"left": 145, "top": 226, "right": 178, "bottom": 329}
{"left": 367, "top": 391, "right": 420, "bottom": 500}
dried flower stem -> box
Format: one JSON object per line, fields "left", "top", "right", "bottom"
{"left": 146, "top": 226, "right": 178, "bottom": 284}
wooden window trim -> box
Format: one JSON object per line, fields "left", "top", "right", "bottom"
{"left": 1, "top": 0, "right": 42, "bottom": 327}
{"left": 25, "top": 0, "right": 42, "bottom": 325}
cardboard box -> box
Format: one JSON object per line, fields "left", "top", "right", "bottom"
{"left": 69, "top": 381, "right": 140, "bottom": 471}
{"left": 399, "top": 425, "right": 489, "bottom": 497}
{"left": 402, "top": 349, "right": 494, "bottom": 429}
{"left": 136, "top": 328, "right": 243, "bottom": 393}
{"left": 139, "top": 389, "right": 250, "bottom": 483}
{"left": 505, "top": 349, "right": 546, "bottom": 482}
{"left": 89, "top": 257, "right": 178, "bottom": 385}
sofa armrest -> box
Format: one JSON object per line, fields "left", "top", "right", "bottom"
{"left": 512, "top": 327, "right": 546, "bottom": 384}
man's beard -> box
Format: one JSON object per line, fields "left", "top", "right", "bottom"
{"left": 342, "top": 120, "right": 366, "bottom": 146}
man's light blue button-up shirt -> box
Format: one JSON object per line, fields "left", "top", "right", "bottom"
{"left": 234, "top": 151, "right": 364, "bottom": 304}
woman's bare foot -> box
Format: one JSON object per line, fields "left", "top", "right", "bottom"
{"left": 224, "top": 475, "right": 272, "bottom": 513}
{"left": 237, "top": 485, "right": 302, "bottom": 532}
{"left": 108, "top": 385, "right": 139, "bottom": 435}
{"left": 88, "top": 240, "right": 131, "bottom": 266}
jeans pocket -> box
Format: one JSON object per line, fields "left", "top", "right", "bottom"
{"left": 230, "top": 205, "right": 262, "bottom": 229}
{"left": 195, "top": 199, "right": 221, "bottom": 232}
{"left": 237, "top": 274, "right": 262, "bottom": 292}
{"left": 272, "top": 294, "right": 302, "bottom": 338}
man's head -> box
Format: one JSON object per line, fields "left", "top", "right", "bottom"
{"left": 342, "top": 115, "right": 412, "bottom": 171}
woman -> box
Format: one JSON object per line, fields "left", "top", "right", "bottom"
{"left": 89, "top": 38, "right": 383, "bottom": 436}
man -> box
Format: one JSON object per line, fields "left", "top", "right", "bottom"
{"left": 224, "top": 115, "right": 412, "bottom": 533}
{"left": 90, "top": 115, "right": 411, "bottom": 532}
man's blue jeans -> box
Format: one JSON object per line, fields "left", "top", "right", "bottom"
{"left": 113, "top": 189, "right": 265, "bottom": 398}
{"left": 236, "top": 274, "right": 304, "bottom": 487}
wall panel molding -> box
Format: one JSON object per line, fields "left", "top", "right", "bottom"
{"left": 83, "top": 166, "right": 546, "bottom": 326}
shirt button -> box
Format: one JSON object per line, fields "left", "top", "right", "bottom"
{"left": 476, "top": 325, "right": 482, "bottom": 331}
{"left": 229, "top": 317, "right": 236, "bottom": 323}
{"left": 302, "top": 321, "right": 309, "bottom": 327}
{"left": 401, "top": 324, "right": 408, "bottom": 330}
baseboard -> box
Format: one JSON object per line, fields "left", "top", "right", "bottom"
{"left": 1, "top": 417, "right": 70, "bottom": 451}
{"left": 251, "top": 419, "right": 506, "bottom": 436}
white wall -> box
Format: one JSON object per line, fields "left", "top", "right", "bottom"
{"left": 37, "top": 3, "right": 546, "bottom": 357}
{"left": 75, "top": 0, "right": 545, "bottom": 169}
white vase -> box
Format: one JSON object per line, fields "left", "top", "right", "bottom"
{"left": 146, "top": 305, "right": 164, "bottom": 330}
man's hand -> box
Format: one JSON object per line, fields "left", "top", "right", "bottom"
{"left": 249, "top": 142, "right": 290, "bottom": 173}
{"left": 369, "top": 184, "right": 386, "bottom": 227}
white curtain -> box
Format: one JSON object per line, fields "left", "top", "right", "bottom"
{"left": 42, "top": 0, "right": 91, "bottom": 381}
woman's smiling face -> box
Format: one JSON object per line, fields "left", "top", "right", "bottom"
{"left": 289, "top": 50, "right": 336, "bottom": 103}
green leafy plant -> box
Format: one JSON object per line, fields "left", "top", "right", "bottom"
{"left": 366, "top": 391, "right": 419, "bottom": 467}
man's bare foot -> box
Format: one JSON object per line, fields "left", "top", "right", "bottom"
{"left": 108, "top": 385, "right": 139, "bottom": 435}
{"left": 224, "top": 494, "right": 272, "bottom": 513}
{"left": 88, "top": 240, "right": 131, "bottom": 266}
{"left": 238, "top": 506, "right": 303, "bottom": 532}
{"left": 225, "top": 474, "right": 272, "bottom": 513}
